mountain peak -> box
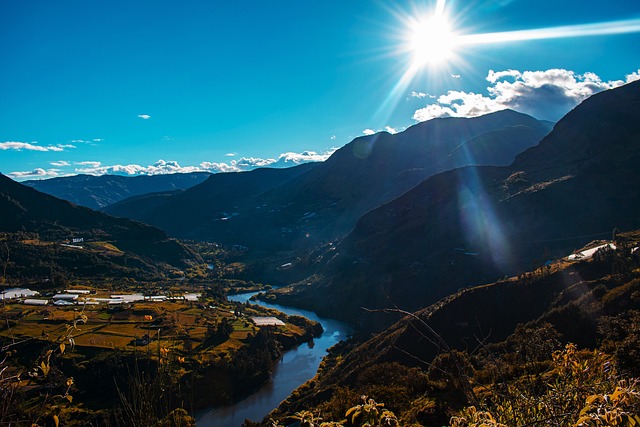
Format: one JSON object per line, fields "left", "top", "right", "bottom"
{"left": 513, "top": 80, "right": 640, "bottom": 176}
{"left": 269, "top": 80, "right": 640, "bottom": 330}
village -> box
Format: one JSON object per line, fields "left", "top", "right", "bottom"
{"left": 0, "top": 285, "right": 308, "bottom": 358}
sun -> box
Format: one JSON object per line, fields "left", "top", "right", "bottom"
{"left": 408, "top": 14, "right": 458, "bottom": 67}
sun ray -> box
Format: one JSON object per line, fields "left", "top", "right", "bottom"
{"left": 435, "top": 0, "right": 446, "bottom": 17}
{"left": 457, "top": 18, "right": 640, "bottom": 46}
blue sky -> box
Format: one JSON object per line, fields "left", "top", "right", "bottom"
{"left": 1, "top": 0, "right": 639, "bottom": 180}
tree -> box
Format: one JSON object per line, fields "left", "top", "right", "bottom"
{"left": 216, "top": 318, "right": 233, "bottom": 340}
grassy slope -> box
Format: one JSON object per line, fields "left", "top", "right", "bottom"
{"left": 268, "top": 230, "right": 640, "bottom": 424}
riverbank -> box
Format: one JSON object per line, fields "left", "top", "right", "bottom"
{"left": 196, "top": 292, "right": 352, "bottom": 427}
{"left": 0, "top": 287, "right": 322, "bottom": 426}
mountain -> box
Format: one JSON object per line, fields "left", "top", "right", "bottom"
{"left": 0, "top": 174, "right": 199, "bottom": 270}
{"left": 268, "top": 80, "right": 640, "bottom": 330}
{"left": 268, "top": 231, "right": 640, "bottom": 424}
{"left": 105, "top": 110, "right": 551, "bottom": 255}
{"left": 23, "top": 172, "right": 211, "bottom": 209}
{"left": 103, "top": 163, "right": 319, "bottom": 242}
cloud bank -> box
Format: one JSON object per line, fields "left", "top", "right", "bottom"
{"left": 50, "top": 161, "right": 70, "bottom": 167}
{"left": 0, "top": 141, "right": 75, "bottom": 152}
{"left": 200, "top": 149, "right": 338, "bottom": 173}
{"left": 11, "top": 149, "right": 338, "bottom": 179}
{"left": 413, "top": 68, "right": 640, "bottom": 122}
{"left": 9, "top": 168, "right": 64, "bottom": 179}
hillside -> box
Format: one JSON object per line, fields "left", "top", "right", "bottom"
{"left": 103, "top": 163, "right": 318, "bottom": 239}
{"left": 267, "top": 231, "right": 640, "bottom": 425}
{"left": 0, "top": 174, "right": 200, "bottom": 272}
{"left": 23, "top": 172, "right": 211, "bottom": 209}
{"left": 268, "top": 80, "right": 640, "bottom": 330}
{"left": 105, "top": 111, "right": 551, "bottom": 256}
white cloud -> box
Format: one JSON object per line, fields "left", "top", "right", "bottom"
{"left": 413, "top": 68, "right": 633, "bottom": 122}
{"left": 70, "top": 138, "right": 101, "bottom": 144}
{"left": 0, "top": 141, "right": 75, "bottom": 152}
{"left": 75, "top": 161, "right": 102, "bottom": 168}
{"left": 271, "top": 149, "right": 338, "bottom": 167}
{"left": 224, "top": 152, "right": 237, "bottom": 157}
{"left": 413, "top": 104, "right": 458, "bottom": 121}
{"left": 486, "top": 69, "right": 522, "bottom": 82}
{"left": 360, "top": 126, "right": 405, "bottom": 136}
{"left": 66, "top": 149, "right": 339, "bottom": 177}
{"left": 8, "top": 168, "right": 62, "bottom": 179}
{"left": 385, "top": 126, "right": 398, "bottom": 134}
{"left": 138, "top": 114, "right": 151, "bottom": 120}
{"left": 330, "top": 135, "right": 336, "bottom": 140}
{"left": 410, "top": 91, "right": 434, "bottom": 99}
{"left": 439, "top": 91, "right": 502, "bottom": 117}
{"left": 627, "top": 69, "right": 640, "bottom": 83}
{"left": 50, "top": 161, "right": 70, "bottom": 167}
{"left": 199, "top": 161, "right": 242, "bottom": 173}
{"left": 234, "top": 157, "right": 277, "bottom": 169}
{"left": 75, "top": 159, "right": 203, "bottom": 176}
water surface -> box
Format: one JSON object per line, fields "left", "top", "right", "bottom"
{"left": 196, "top": 292, "right": 351, "bottom": 427}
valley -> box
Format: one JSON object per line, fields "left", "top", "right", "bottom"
{"left": 0, "top": 243, "right": 323, "bottom": 425}
{"left": 2, "top": 80, "right": 640, "bottom": 426}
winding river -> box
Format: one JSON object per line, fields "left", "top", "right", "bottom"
{"left": 196, "top": 292, "right": 352, "bottom": 427}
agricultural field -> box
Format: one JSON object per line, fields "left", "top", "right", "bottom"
{"left": 0, "top": 289, "right": 317, "bottom": 357}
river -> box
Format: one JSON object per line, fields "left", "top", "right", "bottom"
{"left": 196, "top": 292, "right": 352, "bottom": 427}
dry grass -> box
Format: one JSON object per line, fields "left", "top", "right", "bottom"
{"left": 215, "top": 339, "right": 244, "bottom": 353}
{"left": 21, "top": 239, "right": 53, "bottom": 246}
{"left": 85, "top": 241, "right": 124, "bottom": 253}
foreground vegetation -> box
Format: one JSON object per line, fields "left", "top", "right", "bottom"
{"left": 263, "top": 344, "right": 640, "bottom": 427}
{"left": 263, "top": 231, "right": 640, "bottom": 426}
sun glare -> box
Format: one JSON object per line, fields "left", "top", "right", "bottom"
{"left": 409, "top": 14, "right": 457, "bottom": 66}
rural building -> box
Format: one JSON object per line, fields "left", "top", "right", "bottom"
{"left": 250, "top": 316, "right": 285, "bottom": 327}
{"left": 1, "top": 288, "right": 39, "bottom": 300}
{"left": 53, "top": 294, "right": 78, "bottom": 301}
{"left": 24, "top": 299, "right": 49, "bottom": 306}
{"left": 111, "top": 294, "right": 145, "bottom": 302}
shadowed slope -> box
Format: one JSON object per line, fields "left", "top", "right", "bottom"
{"left": 24, "top": 172, "right": 211, "bottom": 209}
{"left": 0, "top": 174, "right": 199, "bottom": 269}
{"left": 105, "top": 111, "right": 551, "bottom": 254}
{"left": 269, "top": 80, "right": 640, "bottom": 330}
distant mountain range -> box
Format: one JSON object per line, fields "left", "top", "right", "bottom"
{"left": 0, "top": 174, "right": 200, "bottom": 271}
{"left": 23, "top": 172, "right": 211, "bottom": 210}
{"left": 104, "top": 110, "right": 551, "bottom": 255}
{"left": 268, "top": 80, "right": 640, "bottom": 330}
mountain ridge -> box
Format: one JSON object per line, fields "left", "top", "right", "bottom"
{"left": 267, "top": 80, "right": 640, "bottom": 330}
{"left": 105, "top": 110, "right": 552, "bottom": 257}
{"left": 0, "top": 173, "right": 200, "bottom": 270}
{"left": 23, "top": 171, "right": 211, "bottom": 209}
